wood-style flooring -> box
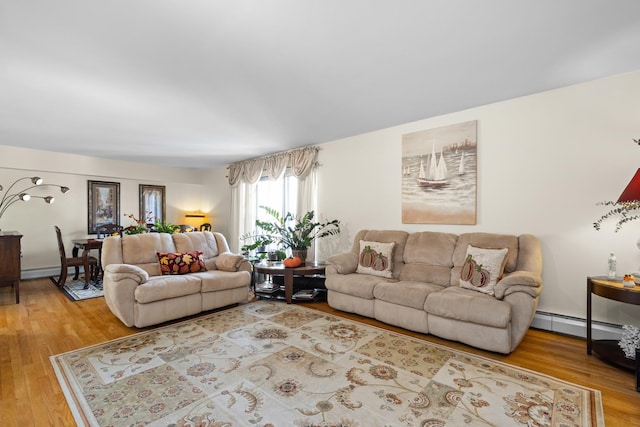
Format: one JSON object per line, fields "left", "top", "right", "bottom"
{"left": 1, "top": 278, "right": 638, "bottom": 426}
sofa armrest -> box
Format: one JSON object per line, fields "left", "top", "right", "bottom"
{"left": 102, "top": 264, "right": 149, "bottom": 327}
{"left": 326, "top": 252, "right": 358, "bottom": 275}
{"left": 494, "top": 271, "right": 542, "bottom": 299}
{"left": 104, "top": 264, "right": 149, "bottom": 283}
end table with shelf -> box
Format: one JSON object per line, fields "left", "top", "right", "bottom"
{"left": 586, "top": 276, "right": 640, "bottom": 391}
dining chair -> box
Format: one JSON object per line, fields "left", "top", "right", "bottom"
{"left": 96, "top": 223, "right": 124, "bottom": 238}
{"left": 199, "top": 223, "right": 212, "bottom": 231}
{"left": 179, "top": 224, "right": 195, "bottom": 233}
{"left": 50, "top": 226, "right": 98, "bottom": 289}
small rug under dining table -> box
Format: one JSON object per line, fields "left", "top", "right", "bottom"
{"left": 60, "top": 278, "right": 103, "bottom": 301}
{"left": 50, "top": 301, "right": 604, "bottom": 426}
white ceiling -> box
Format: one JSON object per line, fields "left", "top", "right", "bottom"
{"left": 2, "top": 1, "right": 640, "bottom": 170}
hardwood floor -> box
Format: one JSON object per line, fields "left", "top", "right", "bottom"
{"left": 1, "top": 278, "right": 638, "bottom": 426}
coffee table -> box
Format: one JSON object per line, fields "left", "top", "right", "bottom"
{"left": 253, "top": 262, "right": 326, "bottom": 303}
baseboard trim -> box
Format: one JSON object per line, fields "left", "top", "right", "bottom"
{"left": 21, "top": 267, "right": 85, "bottom": 281}
{"left": 532, "top": 311, "right": 622, "bottom": 340}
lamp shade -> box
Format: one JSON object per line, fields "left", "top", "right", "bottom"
{"left": 617, "top": 169, "right": 640, "bottom": 202}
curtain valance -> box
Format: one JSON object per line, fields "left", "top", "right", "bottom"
{"left": 228, "top": 146, "right": 318, "bottom": 186}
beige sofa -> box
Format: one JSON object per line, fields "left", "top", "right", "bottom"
{"left": 325, "top": 230, "right": 542, "bottom": 354}
{"left": 102, "top": 231, "right": 251, "bottom": 327}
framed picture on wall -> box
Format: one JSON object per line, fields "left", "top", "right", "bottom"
{"left": 139, "top": 184, "right": 166, "bottom": 224}
{"left": 401, "top": 120, "right": 477, "bottom": 224}
{"left": 87, "top": 180, "right": 121, "bottom": 234}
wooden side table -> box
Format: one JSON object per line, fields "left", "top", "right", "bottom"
{"left": 0, "top": 231, "right": 23, "bottom": 303}
{"left": 254, "top": 262, "right": 326, "bottom": 303}
{"left": 587, "top": 276, "right": 640, "bottom": 391}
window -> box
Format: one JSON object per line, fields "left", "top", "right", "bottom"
{"left": 255, "top": 174, "right": 298, "bottom": 222}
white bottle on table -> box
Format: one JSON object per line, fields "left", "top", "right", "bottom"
{"left": 607, "top": 252, "right": 617, "bottom": 279}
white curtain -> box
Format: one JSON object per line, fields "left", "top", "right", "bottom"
{"left": 290, "top": 146, "right": 318, "bottom": 178}
{"left": 228, "top": 181, "right": 257, "bottom": 253}
{"left": 227, "top": 163, "right": 243, "bottom": 186}
{"left": 297, "top": 165, "right": 319, "bottom": 261}
{"left": 228, "top": 146, "right": 319, "bottom": 254}
{"left": 264, "top": 153, "right": 288, "bottom": 181}
{"left": 242, "top": 159, "right": 265, "bottom": 184}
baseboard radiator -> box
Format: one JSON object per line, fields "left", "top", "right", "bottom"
{"left": 532, "top": 311, "right": 622, "bottom": 340}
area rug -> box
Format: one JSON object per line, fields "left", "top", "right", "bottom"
{"left": 50, "top": 301, "right": 604, "bottom": 426}
{"left": 61, "top": 279, "right": 103, "bottom": 301}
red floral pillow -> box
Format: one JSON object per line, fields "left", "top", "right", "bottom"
{"left": 157, "top": 251, "right": 207, "bottom": 275}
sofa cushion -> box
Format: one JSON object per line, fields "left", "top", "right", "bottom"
{"left": 459, "top": 245, "right": 508, "bottom": 296}
{"left": 173, "top": 231, "right": 220, "bottom": 260}
{"left": 134, "top": 274, "right": 202, "bottom": 304}
{"left": 197, "top": 270, "right": 251, "bottom": 292}
{"left": 424, "top": 286, "right": 511, "bottom": 328}
{"left": 356, "top": 240, "right": 395, "bottom": 278}
{"left": 157, "top": 251, "right": 207, "bottom": 275}
{"left": 400, "top": 231, "right": 458, "bottom": 286}
{"left": 374, "top": 281, "right": 445, "bottom": 310}
{"left": 325, "top": 273, "right": 387, "bottom": 300}
{"left": 122, "top": 233, "right": 177, "bottom": 266}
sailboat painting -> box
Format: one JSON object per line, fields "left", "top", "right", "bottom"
{"left": 402, "top": 120, "right": 477, "bottom": 224}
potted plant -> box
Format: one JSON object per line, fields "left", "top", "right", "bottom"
{"left": 153, "top": 219, "right": 180, "bottom": 234}
{"left": 242, "top": 206, "right": 340, "bottom": 263}
{"left": 123, "top": 213, "right": 148, "bottom": 235}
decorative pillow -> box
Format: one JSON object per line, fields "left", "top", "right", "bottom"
{"left": 157, "top": 250, "right": 207, "bottom": 275}
{"left": 215, "top": 252, "right": 246, "bottom": 272}
{"left": 356, "top": 240, "right": 395, "bottom": 278}
{"left": 459, "top": 245, "right": 508, "bottom": 296}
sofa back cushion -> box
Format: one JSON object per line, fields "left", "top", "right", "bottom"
{"left": 450, "top": 233, "right": 519, "bottom": 286}
{"left": 173, "top": 231, "right": 220, "bottom": 260}
{"left": 122, "top": 233, "right": 177, "bottom": 276}
{"left": 400, "top": 232, "right": 458, "bottom": 286}
{"left": 351, "top": 230, "right": 409, "bottom": 279}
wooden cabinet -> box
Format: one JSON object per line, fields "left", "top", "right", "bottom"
{"left": 0, "top": 231, "right": 22, "bottom": 303}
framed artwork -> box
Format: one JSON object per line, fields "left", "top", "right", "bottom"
{"left": 401, "top": 120, "right": 477, "bottom": 224}
{"left": 87, "top": 180, "right": 121, "bottom": 234}
{"left": 139, "top": 184, "right": 166, "bottom": 224}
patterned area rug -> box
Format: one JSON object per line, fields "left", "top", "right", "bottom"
{"left": 50, "top": 301, "right": 604, "bottom": 426}
{"left": 61, "top": 279, "right": 103, "bottom": 301}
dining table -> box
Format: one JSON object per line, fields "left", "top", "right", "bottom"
{"left": 71, "top": 238, "right": 103, "bottom": 288}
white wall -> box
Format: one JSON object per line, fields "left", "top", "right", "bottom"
{"left": 0, "top": 146, "right": 209, "bottom": 271}
{"left": 314, "top": 70, "right": 640, "bottom": 326}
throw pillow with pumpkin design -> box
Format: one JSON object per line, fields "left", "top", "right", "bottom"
{"left": 459, "top": 245, "right": 508, "bottom": 296}
{"left": 356, "top": 240, "right": 395, "bottom": 278}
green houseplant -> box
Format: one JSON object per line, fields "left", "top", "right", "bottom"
{"left": 123, "top": 213, "right": 148, "bottom": 235}
{"left": 242, "top": 206, "right": 340, "bottom": 262}
{"left": 153, "top": 219, "right": 180, "bottom": 234}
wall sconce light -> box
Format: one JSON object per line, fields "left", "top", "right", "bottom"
{"left": 0, "top": 176, "right": 70, "bottom": 228}
{"left": 183, "top": 211, "right": 210, "bottom": 231}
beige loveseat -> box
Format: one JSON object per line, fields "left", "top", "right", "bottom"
{"left": 325, "top": 230, "right": 542, "bottom": 354}
{"left": 101, "top": 231, "right": 251, "bottom": 327}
